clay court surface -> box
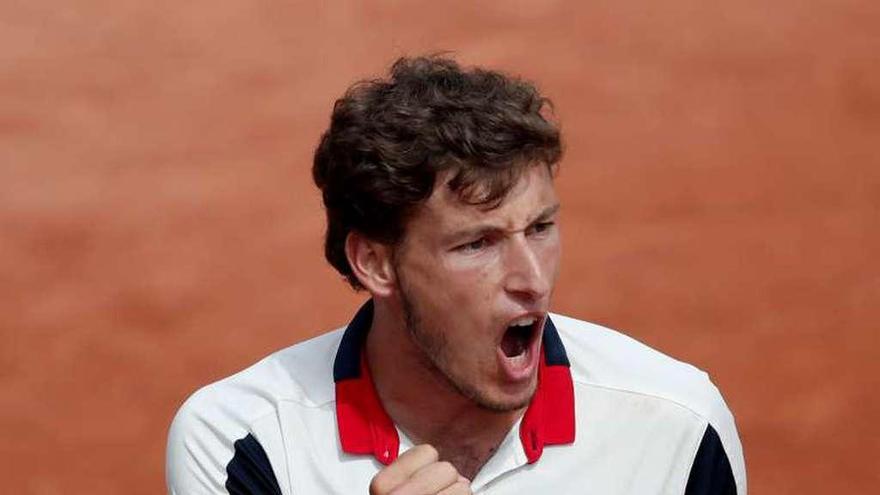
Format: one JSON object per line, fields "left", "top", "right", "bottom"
{"left": 2, "top": 1, "right": 878, "bottom": 493}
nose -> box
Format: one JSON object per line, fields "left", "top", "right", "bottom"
{"left": 503, "top": 235, "right": 552, "bottom": 303}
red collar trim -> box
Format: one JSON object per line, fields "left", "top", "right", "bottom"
{"left": 335, "top": 351, "right": 400, "bottom": 465}
{"left": 334, "top": 302, "right": 575, "bottom": 466}
{"left": 519, "top": 350, "right": 576, "bottom": 463}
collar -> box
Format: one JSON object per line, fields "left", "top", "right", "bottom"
{"left": 333, "top": 300, "right": 575, "bottom": 466}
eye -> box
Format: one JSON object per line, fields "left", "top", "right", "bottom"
{"left": 455, "top": 237, "right": 490, "bottom": 252}
{"left": 528, "top": 221, "right": 555, "bottom": 236}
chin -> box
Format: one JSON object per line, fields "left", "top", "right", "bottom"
{"left": 474, "top": 393, "right": 534, "bottom": 413}
{"left": 469, "top": 379, "right": 538, "bottom": 413}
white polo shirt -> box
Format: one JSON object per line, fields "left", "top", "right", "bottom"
{"left": 167, "top": 301, "right": 747, "bottom": 494}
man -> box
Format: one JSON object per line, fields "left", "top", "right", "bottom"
{"left": 167, "top": 56, "right": 746, "bottom": 494}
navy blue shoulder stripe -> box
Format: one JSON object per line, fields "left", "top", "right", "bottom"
{"left": 685, "top": 424, "right": 737, "bottom": 495}
{"left": 225, "top": 433, "right": 282, "bottom": 495}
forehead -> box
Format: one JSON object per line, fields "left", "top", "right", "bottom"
{"left": 407, "top": 165, "right": 558, "bottom": 238}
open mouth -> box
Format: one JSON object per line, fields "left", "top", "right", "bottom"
{"left": 500, "top": 315, "right": 540, "bottom": 359}
{"left": 496, "top": 314, "right": 543, "bottom": 381}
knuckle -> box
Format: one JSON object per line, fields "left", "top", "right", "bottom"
{"left": 369, "top": 473, "right": 391, "bottom": 495}
{"left": 416, "top": 443, "right": 439, "bottom": 460}
{"left": 441, "top": 480, "right": 472, "bottom": 495}
{"left": 437, "top": 461, "right": 457, "bottom": 478}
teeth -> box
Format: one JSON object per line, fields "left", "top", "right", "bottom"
{"left": 509, "top": 316, "right": 537, "bottom": 328}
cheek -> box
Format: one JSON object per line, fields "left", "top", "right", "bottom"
{"left": 538, "top": 235, "right": 562, "bottom": 281}
{"left": 438, "top": 254, "right": 500, "bottom": 288}
{"left": 444, "top": 265, "right": 498, "bottom": 311}
{"left": 404, "top": 256, "right": 493, "bottom": 317}
{"left": 428, "top": 263, "right": 499, "bottom": 335}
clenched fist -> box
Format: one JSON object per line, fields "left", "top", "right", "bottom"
{"left": 369, "top": 444, "right": 472, "bottom": 495}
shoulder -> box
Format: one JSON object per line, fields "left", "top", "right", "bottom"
{"left": 550, "top": 312, "right": 747, "bottom": 493}
{"left": 169, "top": 326, "right": 345, "bottom": 439}
{"left": 552, "top": 313, "right": 726, "bottom": 422}
{"left": 165, "top": 327, "right": 345, "bottom": 494}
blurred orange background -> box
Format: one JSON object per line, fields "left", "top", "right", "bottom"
{"left": 2, "top": 1, "right": 877, "bottom": 493}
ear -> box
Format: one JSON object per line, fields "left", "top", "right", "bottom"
{"left": 345, "top": 231, "right": 397, "bottom": 297}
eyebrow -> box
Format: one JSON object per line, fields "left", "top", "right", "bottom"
{"left": 444, "top": 203, "right": 561, "bottom": 244}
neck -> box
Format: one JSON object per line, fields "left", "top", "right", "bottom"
{"left": 366, "top": 298, "right": 524, "bottom": 480}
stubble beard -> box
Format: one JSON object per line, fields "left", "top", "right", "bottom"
{"left": 396, "top": 277, "right": 534, "bottom": 413}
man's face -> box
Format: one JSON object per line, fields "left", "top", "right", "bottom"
{"left": 392, "top": 164, "right": 561, "bottom": 411}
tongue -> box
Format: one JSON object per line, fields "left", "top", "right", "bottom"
{"left": 501, "top": 326, "right": 528, "bottom": 357}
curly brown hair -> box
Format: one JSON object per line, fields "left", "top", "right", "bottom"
{"left": 312, "top": 55, "right": 563, "bottom": 290}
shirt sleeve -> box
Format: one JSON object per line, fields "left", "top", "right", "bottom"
{"left": 225, "top": 434, "right": 283, "bottom": 495}
{"left": 166, "top": 399, "right": 283, "bottom": 495}
{"left": 684, "top": 424, "right": 737, "bottom": 495}
{"left": 166, "top": 401, "right": 228, "bottom": 494}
